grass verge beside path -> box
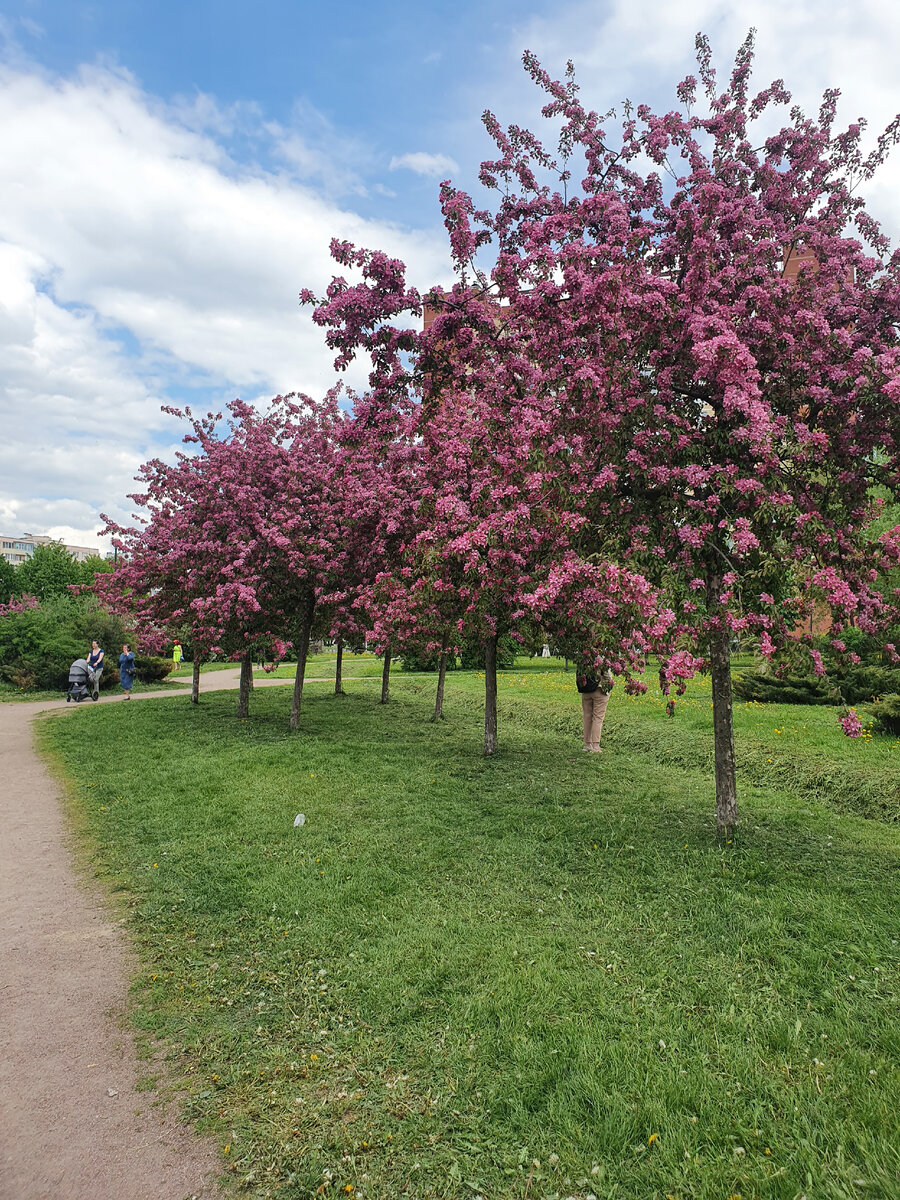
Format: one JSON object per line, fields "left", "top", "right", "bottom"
{"left": 171, "top": 661, "right": 239, "bottom": 677}
{"left": 0, "top": 677, "right": 188, "bottom": 703}
{"left": 40, "top": 672, "right": 900, "bottom": 1200}
{"left": 170, "top": 653, "right": 387, "bottom": 680}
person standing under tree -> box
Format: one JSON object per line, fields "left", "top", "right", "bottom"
{"left": 577, "top": 667, "right": 613, "bottom": 753}
{"left": 87, "top": 640, "right": 104, "bottom": 698}
{"left": 172, "top": 641, "right": 183, "bottom": 669}
{"left": 119, "top": 643, "right": 136, "bottom": 699}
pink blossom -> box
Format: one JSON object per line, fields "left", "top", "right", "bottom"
{"left": 839, "top": 709, "right": 863, "bottom": 738}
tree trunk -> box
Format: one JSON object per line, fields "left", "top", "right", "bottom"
{"left": 433, "top": 632, "right": 449, "bottom": 721}
{"left": 708, "top": 572, "right": 738, "bottom": 838}
{"left": 380, "top": 642, "right": 391, "bottom": 704}
{"left": 335, "top": 637, "right": 344, "bottom": 696}
{"left": 191, "top": 656, "right": 201, "bottom": 704}
{"left": 484, "top": 634, "right": 498, "bottom": 756}
{"left": 237, "top": 651, "right": 252, "bottom": 718}
{"left": 290, "top": 595, "right": 315, "bottom": 730}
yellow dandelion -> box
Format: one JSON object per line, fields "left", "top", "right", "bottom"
{"left": 648, "top": 1132, "right": 659, "bottom": 1145}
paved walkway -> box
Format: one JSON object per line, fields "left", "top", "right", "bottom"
{"left": 0, "top": 667, "right": 325, "bottom": 1200}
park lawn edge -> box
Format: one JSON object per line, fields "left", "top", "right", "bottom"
{"left": 33, "top": 675, "right": 900, "bottom": 1200}
{"left": 30, "top": 708, "right": 237, "bottom": 1193}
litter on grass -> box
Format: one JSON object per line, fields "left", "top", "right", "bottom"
{"left": 293, "top": 813, "right": 306, "bottom": 827}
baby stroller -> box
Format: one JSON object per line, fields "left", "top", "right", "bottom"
{"left": 67, "top": 658, "right": 99, "bottom": 702}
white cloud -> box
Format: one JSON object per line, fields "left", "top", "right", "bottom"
{"left": 389, "top": 151, "right": 460, "bottom": 178}
{"left": 0, "top": 61, "right": 452, "bottom": 541}
{"left": 3, "top": 1, "right": 899, "bottom": 550}
{"left": 265, "top": 97, "right": 378, "bottom": 197}
{"left": 505, "top": 0, "right": 900, "bottom": 231}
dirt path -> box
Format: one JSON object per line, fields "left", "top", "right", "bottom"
{"left": 0, "top": 667, "right": 343, "bottom": 1200}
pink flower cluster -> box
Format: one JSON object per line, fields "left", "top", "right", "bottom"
{"left": 839, "top": 709, "right": 863, "bottom": 738}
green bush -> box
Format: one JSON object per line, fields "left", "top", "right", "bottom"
{"left": 133, "top": 654, "right": 175, "bottom": 683}
{"left": 733, "top": 671, "right": 839, "bottom": 705}
{"left": 816, "top": 624, "right": 900, "bottom": 669}
{"left": 398, "top": 642, "right": 458, "bottom": 672}
{"left": 459, "top": 633, "right": 518, "bottom": 670}
{"left": 0, "top": 594, "right": 130, "bottom": 691}
{"left": 870, "top": 693, "right": 900, "bottom": 736}
{"left": 837, "top": 665, "right": 900, "bottom": 704}
{"left": 734, "top": 663, "right": 900, "bottom": 707}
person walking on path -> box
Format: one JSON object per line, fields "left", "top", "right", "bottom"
{"left": 577, "top": 667, "right": 613, "bottom": 753}
{"left": 172, "top": 641, "right": 183, "bottom": 669}
{"left": 118, "top": 643, "right": 136, "bottom": 698}
{"left": 87, "top": 640, "right": 104, "bottom": 697}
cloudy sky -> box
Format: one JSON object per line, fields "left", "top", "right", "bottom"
{"left": 1, "top": 0, "right": 898, "bottom": 550}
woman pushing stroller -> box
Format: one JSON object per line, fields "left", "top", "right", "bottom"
{"left": 87, "top": 641, "right": 104, "bottom": 692}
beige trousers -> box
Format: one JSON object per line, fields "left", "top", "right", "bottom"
{"left": 581, "top": 690, "right": 610, "bottom": 750}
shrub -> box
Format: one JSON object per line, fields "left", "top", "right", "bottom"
{"left": 870, "top": 693, "right": 900, "bottom": 736}
{"left": 733, "top": 671, "right": 839, "bottom": 705}
{"left": 733, "top": 663, "right": 900, "bottom": 706}
{"left": 459, "top": 633, "right": 518, "bottom": 671}
{"left": 4, "top": 666, "right": 37, "bottom": 690}
{"left": 399, "top": 643, "right": 458, "bottom": 672}
{"left": 133, "top": 655, "right": 175, "bottom": 683}
{"left": 0, "top": 594, "right": 130, "bottom": 691}
{"left": 837, "top": 666, "right": 900, "bottom": 704}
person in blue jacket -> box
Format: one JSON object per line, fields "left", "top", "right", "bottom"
{"left": 118, "top": 643, "right": 136, "bottom": 698}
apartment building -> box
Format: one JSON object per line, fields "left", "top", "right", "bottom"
{"left": 1, "top": 533, "right": 101, "bottom": 566}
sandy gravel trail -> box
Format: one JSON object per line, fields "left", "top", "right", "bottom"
{"left": 0, "top": 668, "right": 314, "bottom": 1200}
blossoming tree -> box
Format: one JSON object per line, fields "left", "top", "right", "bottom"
{"left": 459, "top": 33, "right": 900, "bottom": 833}
{"left": 102, "top": 393, "right": 350, "bottom": 726}
{"left": 308, "top": 33, "right": 900, "bottom": 831}
{"left": 309, "top": 251, "right": 668, "bottom": 755}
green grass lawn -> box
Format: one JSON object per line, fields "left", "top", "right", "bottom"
{"left": 0, "top": 676, "right": 188, "bottom": 703}
{"left": 266, "top": 652, "right": 389, "bottom": 680}
{"left": 171, "top": 660, "right": 239, "bottom": 677}
{"left": 39, "top": 669, "right": 900, "bottom": 1200}
{"left": 170, "top": 652, "right": 388, "bottom": 680}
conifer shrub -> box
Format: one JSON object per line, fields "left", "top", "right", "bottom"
{"left": 132, "top": 654, "right": 176, "bottom": 683}
{"left": 732, "top": 672, "right": 839, "bottom": 706}
{"left": 870, "top": 693, "right": 900, "bottom": 736}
